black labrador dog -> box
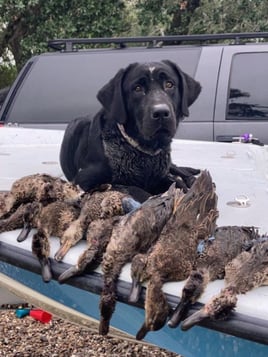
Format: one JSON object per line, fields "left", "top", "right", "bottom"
{"left": 60, "top": 60, "right": 201, "bottom": 197}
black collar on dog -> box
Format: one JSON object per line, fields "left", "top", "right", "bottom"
{"left": 117, "top": 124, "right": 162, "bottom": 156}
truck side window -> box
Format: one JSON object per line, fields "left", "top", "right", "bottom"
{"left": 3, "top": 48, "right": 200, "bottom": 125}
{"left": 227, "top": 53, "right": 268, "bottom": 120}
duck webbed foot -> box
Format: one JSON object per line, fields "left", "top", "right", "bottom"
{"left": 168, "top": 270, "right": 207, "bottom": 328}
{"left": 181, "top": 286, "right": 237, "bottom": 330}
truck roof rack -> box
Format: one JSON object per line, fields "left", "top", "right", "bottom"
{"left": 48, "top": 32, "right": 268, "bottom": 52}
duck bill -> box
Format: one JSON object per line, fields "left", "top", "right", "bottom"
{"left": 181, "top": 309, "right": 209, "bottom": 331}
{"left": 54, "top": 242, "right": 72, "bottom": 261}
{"left": 58, "top": 266, "right": 79, "bottom": 284}
{"left": 168, "top": 300, "right": 191, "bottom": 328}
{"left": 128, "top": 278, "right": 142, "bottom": 303}
{"left": 17, "top": 223, "right": 32, "bottom": 242}
{"left": 40, "top": 258, "right": 52, "bottom": 283}
{"left": 136, "top": 322, "right": 149, "bottom": 340}
{"left": 99, "top": 317, "right": 110, "bottom": 336}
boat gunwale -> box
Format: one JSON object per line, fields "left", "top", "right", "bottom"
{"left": 0, "top": 241, "right": 268, "bottom": 346}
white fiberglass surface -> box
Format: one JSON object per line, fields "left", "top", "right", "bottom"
{"left": 1, "top": 127, "right": 268, "bottom": 321}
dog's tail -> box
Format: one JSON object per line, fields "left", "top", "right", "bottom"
{"left": 60, "top": 116, "right": 92, "bottom": 182}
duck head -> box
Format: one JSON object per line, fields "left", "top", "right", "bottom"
{"left": 181, "top": 286, "right": 237, "bottom": 330}
{"left": 17, "top": 202, "right": 41, "bottom": 242}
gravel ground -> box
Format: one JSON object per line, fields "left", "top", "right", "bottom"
{"left": 0, "top": 310, "right": 182, "bottom": 357}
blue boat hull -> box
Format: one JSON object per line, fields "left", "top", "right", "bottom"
{"left": 1, "top": 261, "right": 267, "bottom": 357}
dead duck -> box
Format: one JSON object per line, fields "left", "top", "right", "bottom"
{"left": 181, "top": 238, "right": 268, "bottom": 330}
{"left": 58, "top": 194, "right": 141, "bottom": 283}
{"left": 58, "top": 216, "right": 120, "bottom": 283}
{"left": 54, "top": 185, "right": 141, "bottom": 262}
{"left": 0, "top": 202, "right": 34, "bottom": 235}
{"left": 130, "top": 170, "right": 218, "bottom": 340}
{"left": 0, "top": 173, "right": 81, "bottom": 219}
{"left": 18, "top": 200, "right": 81, "bottom": 282}
{"left": 168, "top": 225, "right": 259, "bottom": 328}
{"left": 136, "top": 277, "right": 170, "bottom": 341}
{"left": 129, "top": 170, "right": 217, "bottom": 304}
{"left": 99, "top": 183, "right": 178, "bottom": 336}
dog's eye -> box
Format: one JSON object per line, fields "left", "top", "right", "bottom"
{"left": 134, "top": 85, "right": 143, "bottom": 92}
{"left": 165, "top": 81, "right": 174, "bottom": 89}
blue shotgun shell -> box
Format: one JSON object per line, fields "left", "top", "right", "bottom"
{"left": 15, "top": 308, "right": 30, "bottom": 318}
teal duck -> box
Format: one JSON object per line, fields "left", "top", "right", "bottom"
{"left": 54, "top": 185, "right": 140, "bottom": 261}
{"left": 168, "top": 226, "right": 259, "bottom": 328}
{"left": 58, "top": 216, "right": 120, "bottom": 283}
{"left": 181, "top": 238, "right": 268, "bottom": 330}
{"left": 0, "top": 173, "right": 81, "bottom": 219}
{"left": 99, "top": 184, "right": 178, "bottom": 335}
{"left": 20, "top": 200, "right": 81, "bottom": 282}
{"left": 99, "top": 183, "right": 178, "bottom": 336}
{"left": 131, "top": 170, "right": 218, "bottom": 340}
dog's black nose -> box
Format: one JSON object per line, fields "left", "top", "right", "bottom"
{"left": 151, "top": 104, "right": 171, "bottom": 120}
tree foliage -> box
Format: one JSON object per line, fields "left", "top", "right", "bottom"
{"left": 133, "top": 0, "right": 268, "bottom": 36}
{"left": 0, "top": 0, "right": 129, "bottom": 70}
{"left": 133, "top": 0, "right": 200, "bottom": 35}
{"left": 0, "top": 0, "right": 268, "bottom": 87}
{"left": 0, "top": 63, "right": 17, "bottom": 88}
{"left": 187, "top": 0, "right": 268, "bottom": 34}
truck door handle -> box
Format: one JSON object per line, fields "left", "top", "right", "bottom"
{"left": 216, "top": 135, "right": 237, "bottom": 142}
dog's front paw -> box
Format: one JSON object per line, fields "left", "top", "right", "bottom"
{"left": 169, "top": 163, "right": 200, "bottom": 190}
{"left": 74, "top": 163, "right": 112, "bottom": 192}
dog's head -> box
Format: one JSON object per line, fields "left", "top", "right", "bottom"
{"left": 97, "top": 60, "right": 201, "bottom": 151}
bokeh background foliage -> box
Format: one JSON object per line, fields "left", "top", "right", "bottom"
{"left": 0, "top": 0, "right": 268, "bottom": 88}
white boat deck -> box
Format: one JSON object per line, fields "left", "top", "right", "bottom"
{"left": 1, "top": 127, "right": 268, "bottom": 322}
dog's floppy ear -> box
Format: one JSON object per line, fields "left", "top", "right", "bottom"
{"left": 97, "top": 68, "right": 127, "bottom": 124}
{"left": 162, "top": 60, "right": 201, "bottom": 117}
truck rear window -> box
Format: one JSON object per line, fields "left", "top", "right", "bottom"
{"left": 3, "top": 47, "right": 201, "bottom": 125}
{"left": 227, "top": 52, "right": 268, "bottom": 120}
